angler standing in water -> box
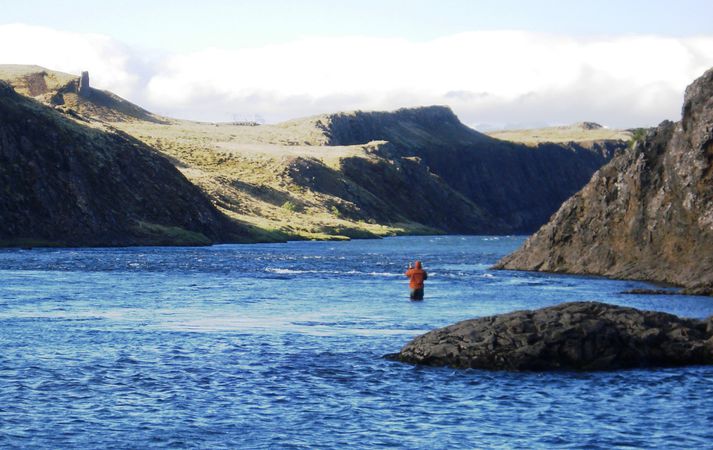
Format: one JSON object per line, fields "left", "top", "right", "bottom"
{"left": 405, "top": 261, "right": 428, "bottom": 300}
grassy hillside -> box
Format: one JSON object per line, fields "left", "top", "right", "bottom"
{"left": 0, "top": 65, "right": 628, "bottom": 241}
{"left": 0, "top": 64, "right": 76, "bottom": 96}
{"left": 111, "top": 119, "right": 446, "bottom": 240}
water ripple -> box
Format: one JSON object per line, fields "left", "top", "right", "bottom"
{"left": 0, "top": 236, "right": 712, "bottom": 448}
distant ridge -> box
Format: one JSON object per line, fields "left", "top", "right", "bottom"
{"left": 0, "top": 64, "right": 627, "bottom": 242}
{"left": 488, "top": 121, "right": 630, "bottom": 144}
{"left": 317, "top": 106, "right": 494, "bottom": 147}
{"left": 572, "top": 121, "right": 603, "bottom": 130}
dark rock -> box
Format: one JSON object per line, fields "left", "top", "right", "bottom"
{"left": 388, "top": 302, "right": 713, "bottom": 371}
{"left": 684, "top": 285, "right": 713, "bottom": 297}
{"left": 494, "top": 67, "right": 713, "bottom": 294}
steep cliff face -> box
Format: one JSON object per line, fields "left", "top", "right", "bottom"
{"left": 495, "top": 68, "right": 713, "bottom": 294}
{"left": 0, "top": 81, "right": 247, "bottom": 247}
{"left": 320, "top": 107, "right": 621, "bottom": 232}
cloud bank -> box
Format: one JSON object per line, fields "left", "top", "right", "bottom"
{"left": 2, "top": 24, "right": 713, "bottom": 129}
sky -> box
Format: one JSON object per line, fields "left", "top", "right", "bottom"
{"left": 2, "top": 0, "right": 713, "bottom": 129}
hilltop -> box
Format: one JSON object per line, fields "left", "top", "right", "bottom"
{"left": 0, "top": 64, "right": 165, "bottom": 123}
{"left": 495, "top": 68, "right": 713, "bottom": 295}
{"left": 487, "top": 122, "right": 632, "bottom": 145}
{"left": 0, "top": 65, "right": 629, "bottom": 242}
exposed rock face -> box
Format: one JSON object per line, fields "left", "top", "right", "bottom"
{"left": 319, "top": 107, "right": 623, "bottom": 232}
{"left": 494, "top": 68, "right": 713, "bottom": 293}
{"left": 389, "top": 302, "right": 713, "bottom": 371}
{"left": 78, "top": 71, "right": 90, "bottom": 96}
{"left": 0, "top": 81, "right": 248, "bottom": 246}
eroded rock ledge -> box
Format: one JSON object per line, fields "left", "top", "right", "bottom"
{"left": 388, "top": 302, "right": 713, "bottom": 371}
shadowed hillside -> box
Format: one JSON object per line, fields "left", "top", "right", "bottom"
{"left": 111, "top": 106, "right": 623, "bottom": 238}
{"left": 314, "top": 107, "right": 623, "bottom": 231}
{"left": 0, "top": 80, "right": 253, "bottom": 247}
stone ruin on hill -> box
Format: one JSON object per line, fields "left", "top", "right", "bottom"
{"left": 78, "top": 71, "right": 90, "bottom": 96}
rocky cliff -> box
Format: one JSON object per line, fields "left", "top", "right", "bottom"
{"left": 495, "top": 68, "right": 713, "bottom": 294}
{"left": 105, "top": 105, "right": 622, "bottom": 239}
{"left": 318, "top": 107, "right": 623, "bottom": 232}
{"left": 0, "top": 81, "right": 248, "bottom": 247}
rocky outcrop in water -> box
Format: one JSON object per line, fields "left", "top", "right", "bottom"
{"left": 0, "top": 81, "right": 249, "bottom": 247}
{"left": 494, "top": 68, "right": 713, "bottom": 293}
{"left": 389, "top": 302, "right": 713, "bottom": 371}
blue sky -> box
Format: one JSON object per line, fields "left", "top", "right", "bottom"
{"left": 6, "top": 0, "right": 713, "bottom": 50}
{"left": 2, "top": 1, "right": 713, "bottom": 127}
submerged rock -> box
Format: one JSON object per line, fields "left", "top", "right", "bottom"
{"left": 389, "top": 302, "right": 713, "bottom": 371}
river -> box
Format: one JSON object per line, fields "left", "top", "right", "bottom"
{"left": 1, "top": 236, "right": 712, "bottom": 448}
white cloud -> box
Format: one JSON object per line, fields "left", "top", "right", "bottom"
{"left": 2, "top": 24, "right": 713, "bottom": 129}
{"left": 0, "top": 24, "right": 143, "bottom": 98}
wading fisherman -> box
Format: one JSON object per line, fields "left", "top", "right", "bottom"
{"left": 405, "top": 261, "right": 428, "bottom": 300}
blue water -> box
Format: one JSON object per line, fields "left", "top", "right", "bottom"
{"left": 1, "top": 236, "right": 712, "bottom": 449}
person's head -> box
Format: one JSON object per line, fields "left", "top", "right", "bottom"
{"left": 415, "top": 260, "right": 422, "bottom": 269}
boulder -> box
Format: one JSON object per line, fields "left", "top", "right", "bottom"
{"left": 388, "top": 302, "right": 713, "bottom": 371}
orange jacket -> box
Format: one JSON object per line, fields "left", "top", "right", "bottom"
{"left": 405, "top": 261, "right": 428, "bottom": 289}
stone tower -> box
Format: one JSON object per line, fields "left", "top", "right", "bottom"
{"left": 78, "top": 71, "right": 90, "bottom": 96}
